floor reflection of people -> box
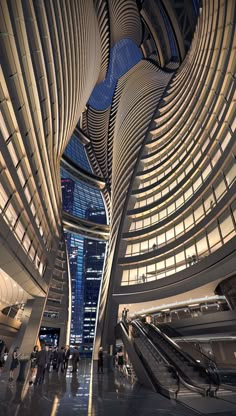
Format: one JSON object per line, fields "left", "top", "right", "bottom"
{"left": 97, "top": 347, "right": 103, "bottom": 374}
{"left": 12, "top": 381, "right": 26, "bottom": 405}
{"left": 70, "top": 372, "right": 79, "bottom": 396}
{"left": 60, "top": 372, "right": 67, "bottom": 396}
{"left": 3, "top": 383, "right": 15, "bottom": 410}
{"left": 97, "top": 371, "right": 104, "bottom": 403}
{"left": 71, "top": 347, "right": 80, "bottom": 373}
{"left": 114, "top": 377, "right": 126, "bottom": 401}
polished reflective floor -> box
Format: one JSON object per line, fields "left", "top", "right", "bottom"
{"left": 1, "top": 360, "right": 236, "bottom": 416}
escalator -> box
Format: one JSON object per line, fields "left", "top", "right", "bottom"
{"left": 115, "top": 320, "right": 214, "bottom": 399}
{"left": 138, "top": 320, "right": 216, "bottom": 395}
{"left": 154, "top": 322, "right": 236, "bottom": 395}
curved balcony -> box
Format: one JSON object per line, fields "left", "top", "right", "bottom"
{"left": 62, "top": 211, "right": 110, "bottom": 241}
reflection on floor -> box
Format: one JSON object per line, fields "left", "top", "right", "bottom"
{"left": 0, "top": 360, "right": 236, "bottom": 416}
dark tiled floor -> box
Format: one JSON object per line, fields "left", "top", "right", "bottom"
{"left": 1, "top": 360, "right": 236, "bottom": 416}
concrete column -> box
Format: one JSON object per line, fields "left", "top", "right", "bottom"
{"left": 4, "top": 297, "right": 46, "bottom": 373}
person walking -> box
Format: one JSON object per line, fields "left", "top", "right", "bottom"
{"left": 34, "top": 345, "right": 48, "bottom": 385}
{"left": 29, "top": 345, "right": 39, "bottom": 385}
{"left": 47, "top": 347, "right": 53, "bottom": 372}
{"left": 57, "top": 347, "right": 65, "bottom": 373}
{"left": 71, "top": 347, "right": 80, "bottom": 373}
{"left": 97, "top": 347, "right": 103, "bottom": 373}
{"left": 52, "top": 347, "right": 58, "bottom": 370}
{"left": 64, "top": 345, "right": 71, "bottom": 371}
{"left": 9, "top": 347, "right": 21, "bottom": 382}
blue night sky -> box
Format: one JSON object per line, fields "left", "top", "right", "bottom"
{"left": 88, "top": 38, "right": 142, "bottom": 111}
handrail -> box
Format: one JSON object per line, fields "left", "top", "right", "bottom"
{"left": 213, "top": 362, "right": 236, "bottom": 369}
{"left": 120, "top": 319, "right": 129, "bottom": 334}
{"left": 132, "top": 320, "right": 208, "bottom": 397}
{"left": 177, "top": 372, "right": 210, "bottom": 396}
{"left": 210, "top": 363, "right": 236, "bottom": 393}
{"left": 117, "top": 321, "right": 158, "bottom": 392}
{"left": 131, "top": 321, "right": 180, "bottom": 398}
{"left": 170, "top": 365, "right": 181, "bottom": 398}
{"left": 151, "top": 322, "right": 236, "bottom": 393}
{"left": 149, "top": 322, "right": 207, "bottom": 370}
{"left": 133, "top": 321, "right": 173, "bottom": 368}
{"left": 132, "top": 320, "right": 236, "bottom": 395}
{"left": 136, "top": 320, "right": 211, "bottom": 395}
{"left": 150, "top": 320, "right": 225, "bottom": 394}
{"left": 156, "top": 323, "right": 218, "bottom": 367}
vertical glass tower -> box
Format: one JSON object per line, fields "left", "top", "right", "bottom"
{"left": 61, "top": 135, "right": 107, "bottom": 352}
{"left": 82, "top": 237, "right": 106, "bottom": 354}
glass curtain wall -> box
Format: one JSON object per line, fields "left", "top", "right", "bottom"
{"left": 61, "top": 136, "right": 107, "bottom": 355}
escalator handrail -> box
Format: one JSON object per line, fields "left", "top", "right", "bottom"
{"left": 148, "top": 322, "right": 222, "bottom": 395}
{"left": 215, "top": 363, "right": 236, "bottom": 368}
{"left": 134, "top": 342, "right": 178, "bottom": 398}
{"left": 132, "top": 320, "right": 174, "bottom": 368}
{"left": 148, "top": 322, "right": 209, "bottom": 371}
{"left": 120, "top": 319, "right": 129, "bottom": 333}
{"left": 152, "top": 322, "right": 228, "bottom": 392}
{"left": 207, "top": 364, "right": 236, "bottom": 394}
{"left": 157, "top": 323, "right": 219, "bottom": 368}
{"left": 136, "top": 320, "right": 211, "bottom": 395}
{"left": 134, "top": 321, "right": 213, "bottom": 396}
{"left": 117, "top": 321, "right": 158, "bottom": 392}
{"left": 132, "top": 321, "right": 211, "bottom": 396}
{"left": 118, "top": 321, "right": 178, "bottom": 395}
{"left": 131, "top": 321, "right": 180, "bottom": 396}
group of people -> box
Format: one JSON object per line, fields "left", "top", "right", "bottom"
{"left": 7, "top": 343, "right": 125, "bottom": 383}
{"left": 8, "top": 344, "right": 80, "bottom": 384}
{"left": 187, "top": 254, "right": 198, "bottom": 266}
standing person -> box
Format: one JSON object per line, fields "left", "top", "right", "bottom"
{"left": 34, "top": 344, "right": 48, "bottom": 385}
{"left": 97, "top": 347, "right": 103, "bottom": 374}
{"left": 47, "top": 347, "right": 53, "bottom": 372}
{"left": 71, "top": 347, "right": 80, "bottom": 373}
{"left": 117, "top": 347, "right": 124, "bottom": 374}
{"left": 64, "top": 345, "right": 71, "bottom": 371}
{"left": 29, "top": 345, "right": 39, "bottom": 385}
{"left": 57, "top": 347, "right": 65, "bottom": 373}
{"left": 45, "top": 345, "right": 50, "bottom": 374}
{"left": 121, "top": 308, "right": 125, "bottom": 321}
{"left": 52, "top": 347, "right": 58, "bottom": 370}
{"left": 122, "top": 308, "right": 128, "bottom": 323}
{"left": 9, "top": 347, "right": 21, "bottom": 382}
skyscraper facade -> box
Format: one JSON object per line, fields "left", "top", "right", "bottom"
{"left": 66, "top": 232, "right": 85, "bottom": 346}
{"left": 61, "top": 133, "right": 107, "bottom": 350}
{"left": 82, "top": 237, "right": 106, "bottom": 355}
